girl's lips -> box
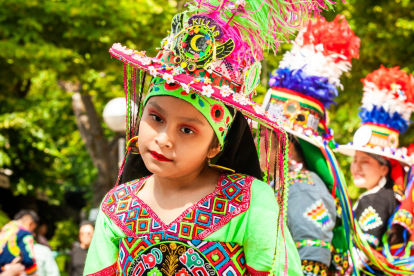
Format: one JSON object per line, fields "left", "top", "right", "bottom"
{"left": 149, "top": 151, "right": 172, "bottom": 162}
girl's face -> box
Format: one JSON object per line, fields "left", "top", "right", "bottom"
{"left": 350, "top": 151, "right": 389, "bottom": 190}
{"left": 138, "top": 96, "right": 220, "bottom": 178}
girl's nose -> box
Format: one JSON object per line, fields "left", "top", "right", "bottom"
{"left": 155, "top": 132, "right": 172, "bottom": 148}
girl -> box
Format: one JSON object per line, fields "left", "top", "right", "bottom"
{"left": 83, "top": 1, "right": 337, "bottom": 275}
{"left": 337, "top": 66, "right": 414, "bottom": 275}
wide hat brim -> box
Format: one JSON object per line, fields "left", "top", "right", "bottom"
{"left": 110, "top": 47, "right": 286, "bottom": 135}
{"left": 336, "top": 144, "right": 412, "bottom": 167}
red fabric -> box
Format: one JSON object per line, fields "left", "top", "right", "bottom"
{"left": 246, "top": 265, "right": 270, "bottom": 276}
{"left": 86, "top": 262, "right": 117, "bottom": 276}
{"left": 390, "top": 159, "right": 405, "bottom": 194}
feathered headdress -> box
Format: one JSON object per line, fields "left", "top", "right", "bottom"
{"left": 264, "top": 15, "right": 360, "bottom": 144}
{"left": 338, "top": 66, "right": 414, "bottom": 165}
{"left": 360, "top": 66, "right": 414, "bottom": 134}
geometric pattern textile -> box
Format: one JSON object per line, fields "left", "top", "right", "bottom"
{"left": 358, "top": 206, "right": 383, "bottom": 232}
{"left": 101, "top": 173, "right": 257, "bottom": 276}
{"left": 102, "top": 173, "right": 252, "bottom": 241}
{"left": 303, "top": 200, "right": 334, "bottom": 231}
{"left": 118, "top": 238, "right": 246, "bottom": 276}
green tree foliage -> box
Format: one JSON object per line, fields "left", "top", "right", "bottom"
{"left": 0, "top": 0, "right": 176, "bottom": 202}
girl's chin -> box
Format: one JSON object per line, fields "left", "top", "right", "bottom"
{"left": 353, "top": 178, "right": 367, "bottom": 188}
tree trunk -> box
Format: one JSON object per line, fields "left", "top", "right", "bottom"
{"left": 72, "top": 92, "right": 118, "bottom": 207}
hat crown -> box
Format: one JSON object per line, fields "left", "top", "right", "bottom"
{"left": 360, "top": 66, "right": 414, "bottom": 134}
{"left": 265, "top": 15, "right": 360, "bottom": 141}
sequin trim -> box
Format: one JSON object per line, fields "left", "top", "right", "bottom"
{"left": 358, "top": 206, "right": 383, "bottom": 232}
{"left": 392, "top": 209, "right": 413, "bottom": 233}
{"left": 303, "top": 200, "right": 335, "bottom": 231}
{"left": 287, "top": 170, "right": 314, "bottom": 186}
{"left": 295, "top": 239, "right": 330, "bottom": 250}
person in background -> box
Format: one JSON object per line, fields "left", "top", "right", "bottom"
{"left": 336, "top": 66, "right": 414, "bottom": 275}
{"left": 35, "top": 224, "right": 50, "bottom": 250}
{"left": 69, "top": 221, "right": 94, "bottom": 276}
{"left": 0, "top": 210, "right": 38, "bottom": 275}
{"left": 33, "top": 229, "right": 60, "bottom": 276}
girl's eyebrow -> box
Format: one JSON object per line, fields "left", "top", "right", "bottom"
{"left": 148, "top": 101, "right": 204, "bottom": 125}
{"left": 179, "top": 116, "right": 205, "bottom": 126}
{"left": 147, "top": 101, "right": 165, "bottom": 113}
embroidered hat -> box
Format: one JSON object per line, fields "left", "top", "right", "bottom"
{"left": 111, "top": 0, "right": 339, "bottom": 184}
{"left": 262, "top": 15, "right": 360, "bottom": 147}
{"left": 110, "top": 0, "right": 338, "bottom": 151}
{"left": 336, "top": 66, "right": 414, "bottom": 167}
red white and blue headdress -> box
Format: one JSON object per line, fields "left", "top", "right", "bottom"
{"left": 263, "top": 15, "right": 360, "bottom": 146}
{"left": 337, "top": 66, "right": 414, "bottom": 166}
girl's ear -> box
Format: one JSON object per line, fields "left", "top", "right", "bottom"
{"left": 380, "top": 164, "right": 389, "bottom": 177}
{"left": 207, "top": 144, "right": 221, "bottom": 159}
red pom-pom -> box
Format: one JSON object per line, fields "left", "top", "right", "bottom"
{"left": 301, "top": 15, "right": 360, "bottom": 62}
{"left": 362, "top": 65, "right": 414, "bottom": 104}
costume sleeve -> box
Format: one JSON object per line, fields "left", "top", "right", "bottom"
{"left": 244, "top": 179, "right": 301, "bottom": 275}
{"left": 83, "top": 205, "right": 126, "bottom": 276}
{"left": 287, "top": 175, "right": 336, "bottom": 267}
{"left": 18, "top": 233, "right": 37, "bottom": 275}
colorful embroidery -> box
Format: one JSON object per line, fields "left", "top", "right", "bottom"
{"left": 302, "top": 260, "right": 328, "bottom": 276}
{"left": 358, "top": 206, "right": 383, "bottom": 232}
{"left": 331, "top": 248, "right": 349, "bottom": 276}
{"left": 287, "top": 170, "right": 314, "bottom": 186}
{"left": 103, "top": 174, "right": 252, "bottom": 242}
{"left": 393, "top": 209, "right": 413, "bottom": 233}
{"left": 0, "top": 221, "right": 19, "bottom": 255}
{"left": 303, "top": 200, "right": 334, "bottom": 231}
{"left": 118, "top": 239, "right": 247, "bottom": 276}
{"left": 363, "top": 233, "right": 380, "bottom": 247}
{"left": 295, "top": 239, "right": 330, "bottom": 250}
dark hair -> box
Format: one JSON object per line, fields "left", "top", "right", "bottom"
{"left": 384, "top": 162, "right": 394, "bottom": 190}
{"left": 80, "top": 220, "right": 94, "bottom": 229}
{"left": 14, "top": 210, "right": 39, "bottom": 225}
{"left": 209, "top": 106, "right": 234, "bottom": 151}
{"left": 287, "top": 133, "right": 306, "bottom": 167}
{"left": 365, "top": 152, "right": 394, "bottom": 190}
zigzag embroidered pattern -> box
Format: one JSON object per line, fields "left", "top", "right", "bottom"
{"left": 358, "top": 206, "right": 383, "bottom": 232}
{"left": 102, "top": 174, "right": 253, "bottom": 241}
{"left": 303, "top": 200, "right": 334, "bottom": 231}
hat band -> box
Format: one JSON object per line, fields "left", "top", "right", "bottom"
{"left": 160, "top": 51, "right": 243, "bottom": 93}
{"left": 363, "top": 123, "right": 399, "bottom": 149}
{"left": 266, "top": 88, "right": 327, "bottom": 136}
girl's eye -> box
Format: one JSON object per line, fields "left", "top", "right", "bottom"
{"left": 180, "top": 127, "right": 194, "bottom": 134}
{"left": 151, "top": 114, "right": 163, "bottom": 123}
